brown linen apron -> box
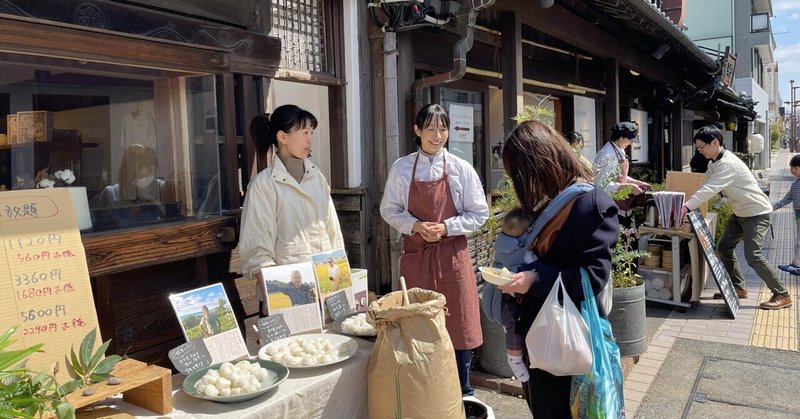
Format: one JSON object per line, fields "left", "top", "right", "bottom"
{"left": 400, "top": 152, "right": 482, "bottom": 350}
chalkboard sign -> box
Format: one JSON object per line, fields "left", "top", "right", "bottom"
{"left": 168, "top": 338, "right": 213, "bottom": 375}
{"left": 687, "top": 209, "right": 739, "bottom": 318}
{"left": 255, "top": 314, "right": 291, "bottom": 344}
{"left": 326, "top": 290, "right": 353, "bottom": 321}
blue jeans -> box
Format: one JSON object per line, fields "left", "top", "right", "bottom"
{"left": 455, "top": 349, "right": 473, "bottom": 396}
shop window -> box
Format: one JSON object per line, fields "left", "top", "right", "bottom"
{"left": 0, "top": 54, "right": 220, "bottom": 231}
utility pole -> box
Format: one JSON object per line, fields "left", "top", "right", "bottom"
{"left": 784, "top": 80, "right": 800, "bottom": 152}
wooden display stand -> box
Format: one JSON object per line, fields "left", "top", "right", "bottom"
{"left": 63, "top": 359, "right": 172, "bottom": 416}
{"left": 637, "top": 226, "right": 694, "bottom": 308}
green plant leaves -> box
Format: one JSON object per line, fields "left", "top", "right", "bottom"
{"left": 79, "top": 329, "right": 96, "bottom": 369}
{"left": 93, "top": 355, "right": 122, "bottom": 375}
{"left": 66, "top": 329, "right": 121, "bottom": 388}
{"left": 55, "top": 401, "right": 76, "bottom": 419}
{"left": 88, "top": 340, "right": 111, "bottom": 371}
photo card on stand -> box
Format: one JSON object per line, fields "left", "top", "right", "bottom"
{"left": 262, "top": 261, "right": 323, "bottom": 334}
{"left": 311, "top": 248, "right": 356, "bottom": 324}
{"left": 168, "top": 283, "right": 248, "bottom": 365}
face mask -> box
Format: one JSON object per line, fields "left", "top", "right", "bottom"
{"left": 135, "top": 175, "right": 155, "bottom": 189}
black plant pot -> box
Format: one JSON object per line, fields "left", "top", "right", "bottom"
{"left": 608, "top": 279, "right": 648, "bottom": 357}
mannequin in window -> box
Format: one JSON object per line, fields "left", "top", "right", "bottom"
{"left": 91, "top": 144, "right": 164, "bottom": 208}
{"left": 118, "top": 144, "right": 160, "bottom": 202}
{"left": 122, "top": 103, "right": 157, "bottom": 151}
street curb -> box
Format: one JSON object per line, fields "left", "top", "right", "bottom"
{"left": 472, "top": 356, "right": 638, "bottom": 397}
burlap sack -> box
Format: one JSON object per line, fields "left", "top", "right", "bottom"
{"left": 366, "top": 288, "right": 464, "bottom": 419}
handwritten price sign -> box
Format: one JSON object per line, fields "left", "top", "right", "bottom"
{"left": 0, "top": 189, "right": 99, "bottom": 382}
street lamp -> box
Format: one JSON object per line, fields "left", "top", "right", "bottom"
{"left": 784, "top": 80, "right": 800, "bottom": 152}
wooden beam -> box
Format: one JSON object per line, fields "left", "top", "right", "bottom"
{"left": 501, "top": 11, "right": 523, "bottom": 134}
{"left": 241, "top": 76, "right": 258, "bottom": 192}
{"left": 219, "top": 74, "right": 240, "bottom": 211}
{"left": 329, "top": 85, "right": 349, "bottom": 188}
{"left": 603, "top": 58, "right": 620, "bottom": 141}
{"left": 499, "top": 1, "right": 681, "bottom": 84}
{"left": 0, "top": 17, "right": 228, "bottom": 74}
{"left": 82, "top": 217, "right": 238, "bottom": 277}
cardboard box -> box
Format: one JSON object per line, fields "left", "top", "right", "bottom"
{"left": 17, "top": 111, "right": 52, "bottom": 143}
{"left": 666, "top": 171, "right": 707, "bottom": 216}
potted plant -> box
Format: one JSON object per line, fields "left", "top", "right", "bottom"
{"left": 607, "top": 226, "right": 650, "bottom": 357}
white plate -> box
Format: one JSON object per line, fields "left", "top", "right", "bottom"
{"left": 257, "top": 334, "right": 359, "bottom": 369}
{"left": 479, "top": 266, "right": 513, "bottom": 286}
{"left": 182, "top": 359, "right": 289, "bottom": 404}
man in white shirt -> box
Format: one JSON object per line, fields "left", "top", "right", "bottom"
{"left": 327, "top": 258, "right": 341, "bottom": 291}
{"left": 681, "top": 124, "right": 790, "bottom": 310}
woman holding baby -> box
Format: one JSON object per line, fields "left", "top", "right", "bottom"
{"left": 496, "top": 120, "right": 619, "bottom": 418}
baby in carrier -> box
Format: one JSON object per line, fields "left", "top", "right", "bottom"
{"left": 492, "top": 207, "right": 537, "bottom": 382}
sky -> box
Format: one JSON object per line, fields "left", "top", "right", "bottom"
{"left": 774, "top": 0, "right": 800, "bottom": 102}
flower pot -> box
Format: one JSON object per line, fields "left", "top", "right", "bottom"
{"left": 608, "top": 279, "right": 647, "bottom": 357}
{"left": 67, "top": 186, "right": 92, "bottom": 231}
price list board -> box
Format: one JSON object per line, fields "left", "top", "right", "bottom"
{"left": 0, "top": 189, "right": 100, "bottom": 381}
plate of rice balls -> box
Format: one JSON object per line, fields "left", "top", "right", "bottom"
{"left": 183, "top": 359, "right": 289, "bottom": 403}
{"left": 257, "top": 334, "right": 359, "bottom": 369}
{"left": 479, "top": 266, "right": 514, "bottom": 286}
{"left": 331, "top": 312, "right": 378, "bottom": 339}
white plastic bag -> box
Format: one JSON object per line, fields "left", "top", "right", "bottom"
{"left": 525, "top": 275, "right": 592, "bottom": 376}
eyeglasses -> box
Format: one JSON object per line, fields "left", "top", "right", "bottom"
{"left": 696, "top": 143, "right": 708, "bottom": 151}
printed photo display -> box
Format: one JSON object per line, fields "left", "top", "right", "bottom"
{"left": 261, "top": 261, "right": 323, "bottom": 334}
{"left": 168, "top": 283, "right": 248, "bottom": 363}
{"left": 311, "top": 248, "right": 356, "bottom": 324}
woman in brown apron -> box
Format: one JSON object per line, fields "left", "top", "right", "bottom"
{"left": 592, "top": 121, "right": 651, "bottom": 225}
{"left": 380, "top": 104, "right": 489, "bottom": 396}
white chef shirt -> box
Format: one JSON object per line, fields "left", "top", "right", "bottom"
{"left": 380, "top": 149, "right": 489, "bottom": 236}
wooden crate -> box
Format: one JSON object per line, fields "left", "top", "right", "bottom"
{"left": 61, "top": 359, "right": 172, "bottom": 416}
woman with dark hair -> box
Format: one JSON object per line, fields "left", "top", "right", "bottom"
{"left": 682, "top": 124, "right": 790, "bottom": 310}
{"left": 496, "top": 120, "right": 619, "bottom": 418}
{"left": 564, "top": 131, "right": 593, "bottom": 171}
{"left": 239, "top": 104, "right": 344, "bottom": 316}
{"left": 380, "top": 103, "right": 489, "bottom": 396}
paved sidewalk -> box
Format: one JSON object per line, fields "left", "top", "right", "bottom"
{"left": 625, "top": 149, "right": 800, "bottom": 416}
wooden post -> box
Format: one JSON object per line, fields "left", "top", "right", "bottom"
{"left": 603, "top": 58, "right": 619, "bottom": 142}
{"left": 500, "top": 11, "right": 522, "bottom": 135}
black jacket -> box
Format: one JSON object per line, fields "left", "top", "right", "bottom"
{"left": 516, "top": 187, "right": 619, "bottom": 334}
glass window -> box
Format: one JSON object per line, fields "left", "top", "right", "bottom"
{"left": 0, "top": 53, "right": 220, "bottom": 231}
{"left": 751, "top": 13, "right": 769, "bottom": 32}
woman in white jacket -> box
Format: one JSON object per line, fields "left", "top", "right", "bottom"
{"left": 239, "top": 105, "right": 344, "bottom": 316}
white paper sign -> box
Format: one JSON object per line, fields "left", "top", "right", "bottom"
{"left": 448, "top": 104, "right": 474, "bottom": 143}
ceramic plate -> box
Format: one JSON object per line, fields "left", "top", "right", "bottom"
{"left": 182, "top": 359, "right": 289, "bottom": 404}
{"left": 257, "top": 333, "right": 359, "bottom": 369}
{"left": 479, "top": 266, "right": 513, "bottom": 286}
{"left": 331, "top": 312, "right": 377, "bottom": 339}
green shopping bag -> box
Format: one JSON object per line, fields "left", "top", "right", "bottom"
{"left": 569, "top": 268, "right": 625, "bottom": 419}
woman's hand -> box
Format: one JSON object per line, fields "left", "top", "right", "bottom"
{"left": 497, "top": 270, "right": 536, "bottom": 294}
{"left": 413, "top": 221, "right": 443, "bottom": 242}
